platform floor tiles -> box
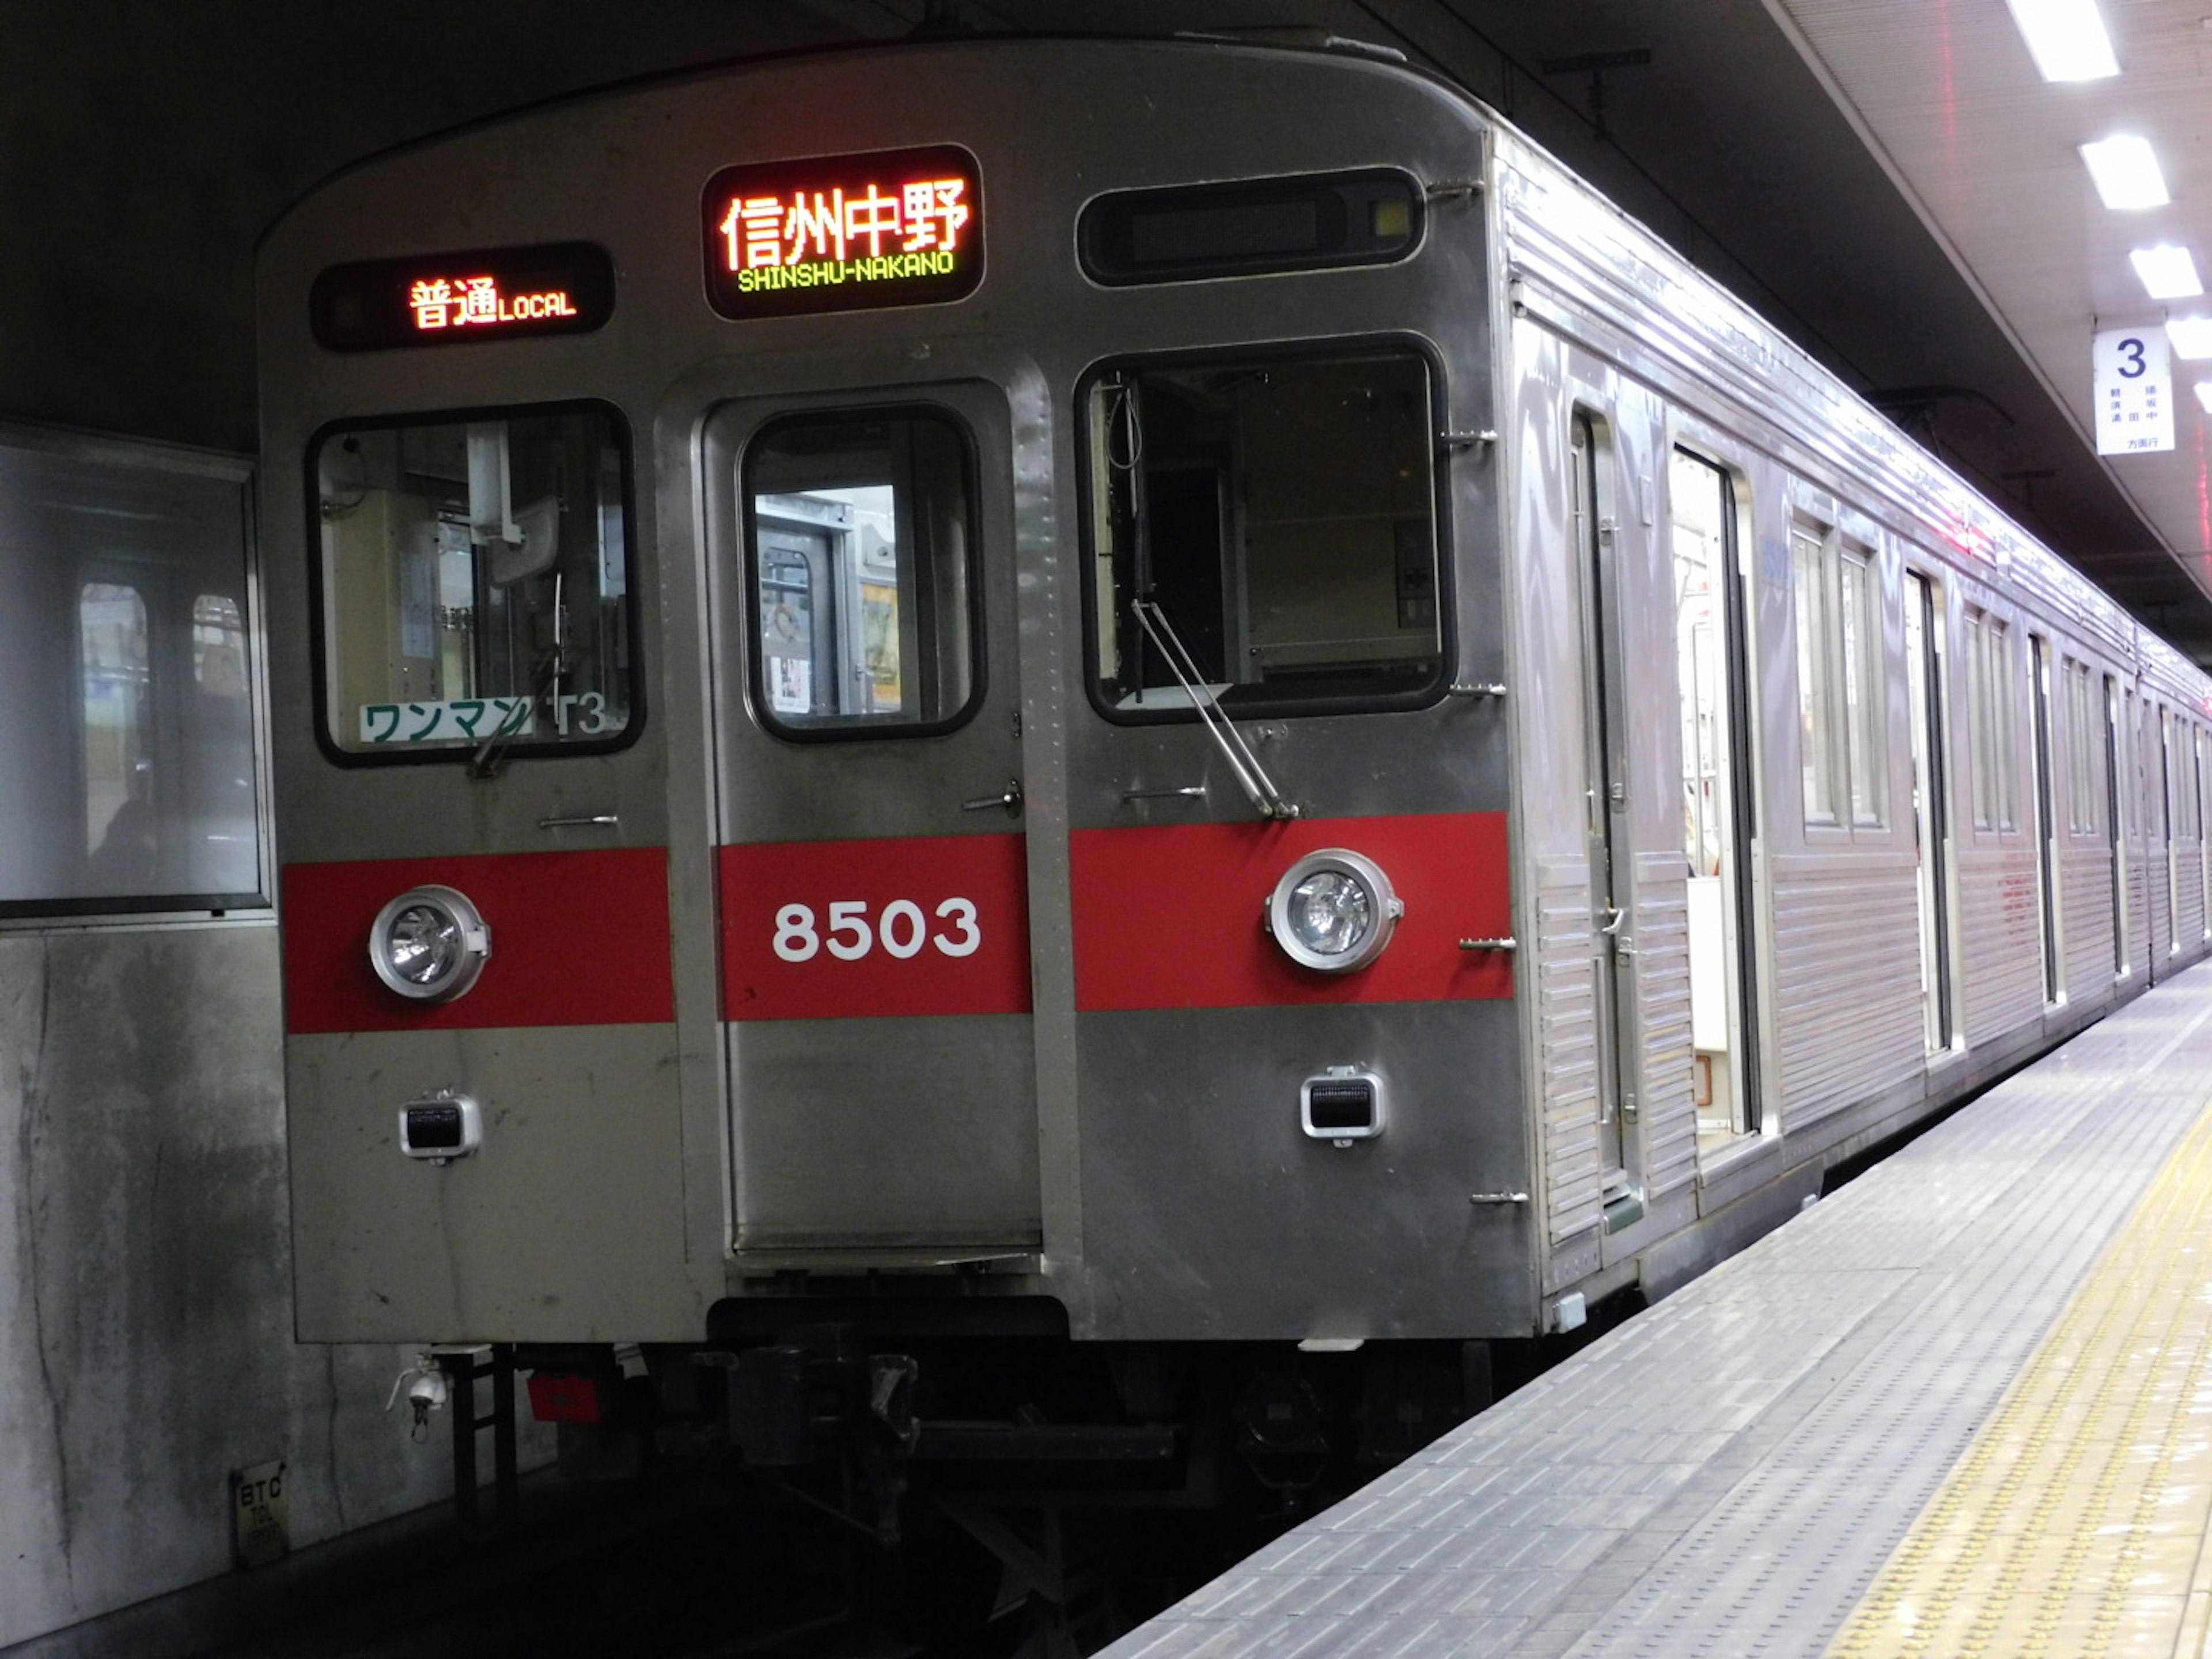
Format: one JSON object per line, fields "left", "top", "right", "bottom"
{"left": 1103, "top": 966, "right": 2212, "bottom": 1659}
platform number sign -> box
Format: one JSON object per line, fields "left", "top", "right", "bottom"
{"left": 2094, "top": 326, "right": 2175, "bottom": 455}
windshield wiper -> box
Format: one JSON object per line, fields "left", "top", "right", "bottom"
{"left": 1131, "top": 599, "right": 1298, "bottom": 820}
{"left": 468, "top": 572, "right": 567, "bottom": 781}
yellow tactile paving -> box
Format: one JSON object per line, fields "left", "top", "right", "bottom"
{"left": 1827, "top": 1092, "right": 2212, "bottom": 1659}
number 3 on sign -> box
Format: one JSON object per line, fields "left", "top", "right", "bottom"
{"left": 772, "top": 898, "right": 981, "bottom": 963}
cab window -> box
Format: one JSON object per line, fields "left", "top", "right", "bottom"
{"left": 312, "top": 403, "right": 633, "bottom": 757}
{"left": 743, "top": 408, "right": 979, "bottom": 737}
{"left": 1083, "top": 346, "right": 1443, "bottom": 717}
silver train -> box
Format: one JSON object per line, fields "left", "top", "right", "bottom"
{"left": 258, "top": 34, "right": 2212, "bottom": 1524}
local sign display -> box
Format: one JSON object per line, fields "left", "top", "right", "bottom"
{"left": 702, "top": 145, "right": 983, "bottom": 320}
{"left": 310, "top": 243, "right": 615, "bottom": 352}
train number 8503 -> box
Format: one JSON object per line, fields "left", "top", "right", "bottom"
{"left": 772, "top": 898, "right": 983, "bottom": 963}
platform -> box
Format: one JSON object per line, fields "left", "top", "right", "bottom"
{"left": 1104, "top": 965, "right": 2212, "bottom": 1658}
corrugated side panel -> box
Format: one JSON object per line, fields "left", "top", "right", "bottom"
{"left": 1490, "top": 128, "right": 2139, "bottom": 671}
{"left": 2131, "top": 855, "right": 2151, "bottom": 980}
{"left": 2132, "top": 849, "right": 2150, "bottom": 982}
{"left": 2061, "top": 845, "right": 2116, "bottom": 1001}
{"left": 1769, "top": 857, "right": 1922, "bottom": 1127}
{"left": 2149, "top": 854, "right": 2172, "bottom": 968}
{"left": 2176, "top": 849, "right": 2206, "bottom": 950}
{"left": 1635, "top": 851, "right": 1698, "bottom": 1199}
{"left": 1960, "top": 847, "right": 2044, "bottom": 1038}
{"left": 1535, "top": 857, "right": 1604, "bottom": 1245}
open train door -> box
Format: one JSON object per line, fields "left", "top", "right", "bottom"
{"left": 703, "top": 380, "right": 1039, "bottom": 1263}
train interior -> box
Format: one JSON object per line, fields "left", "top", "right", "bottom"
{"left": 313, "top": 409, "right": 631, "bottom": 756}
{"left": 1083, "top": 349, "right": 1442, "bottom": 711}
{"left": 744, "top": 408, "right": 972, "bottom": 730}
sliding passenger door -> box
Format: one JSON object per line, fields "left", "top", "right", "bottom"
{"left": 706, "top": 384, "right": 1039, "bottom": 1259}
{"left": 1906, "top": 571, "right": 1957, "bottom": 1050}
{"left": 2107, "top": 675, "right": 2130, "bottom": 978}
{"left": 2198, "top": 728, "right": 2210, "bottom": 944}
{"left": 1669, "top": 448, "right": 1760, "bottom": 1144}
{"left": 1572, "top": 412, "right": 1637, "bottom": 1202}
{"left": 2161, "top": 707, "right": 2181, "bottom": 961}
{"left": 2030, "top": 636, "right": 2061, "bottom": 1004}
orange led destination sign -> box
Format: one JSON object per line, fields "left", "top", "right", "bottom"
{"left": 703, "top": 145, "right": 983, "bottom": 320}
{"left": 310, "top": 242, "right": 615, "bottom": 352}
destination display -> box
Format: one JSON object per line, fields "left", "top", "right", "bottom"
{"left": 310, "top": 242, "right": 615, "bottom": 351}
{"left": 703, "top": 145, "right": 983, "bottom": 319}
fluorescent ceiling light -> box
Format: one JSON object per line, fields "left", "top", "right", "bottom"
{"left": 2168, "top": 317, "right": 2212, "bottom": 360}
{"left": 2133, "top": 245, "right": 2206, "bottom": 300}
{"left": 2195, "top": 381, "right": 2212, "bottom": 415}
{"left": 2081, "top": 136, "right": 2171, "bottom": 210}
{"left": 2004, "top": 0, "right": 2120, "bottom": 79}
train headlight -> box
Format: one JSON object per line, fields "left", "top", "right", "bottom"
{"left": 1266, "top": 850, "right": 1403, "bottom": 974}
{"left": 368, "top": 885, "right": 491, "bottom": 1002}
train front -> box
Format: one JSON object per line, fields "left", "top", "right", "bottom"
{"left": 258, "top": 34, "right": 1526, "bottom": 1517}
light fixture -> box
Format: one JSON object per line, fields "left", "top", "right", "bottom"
{"left": 2131, "top": 245, "right": 2205, "bottom": 301}
{"left": 2195, "top": 381, "right": 2212, "bottom": 415}
{"left": 399, "top": 1091, "right": 482, "bottom": 1164}
{"left": 1266, "top": 849, "right": 1404, "bottom": 974}
{"left": 2081, "top": 136, "right": 2171, "bottom": 210}
{"left": 369, "top": 885, "right": 492, "bottom": 1002}
{"left": 2003, "top": 0, "right": 2119, "bottom": 80}
{"left": 2168, "top": 317, "right": 2212, "bottom": 361}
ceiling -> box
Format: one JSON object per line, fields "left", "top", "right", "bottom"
{"left": 5, "top": 0, "right": 2207, "bottom": 655}
{"left": 1764, "top": 0, "right": 2212, "bottom": 643}
{"left": 681, "top": 0, "right": 2212, "bottom": 661}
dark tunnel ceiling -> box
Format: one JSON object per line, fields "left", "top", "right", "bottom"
{"left": 5, "top": 0, "right": 2207, "bottom": 658}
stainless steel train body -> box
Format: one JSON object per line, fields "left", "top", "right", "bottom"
{"left": 258, "top": 36, "right": 2212, "bottom": 1463}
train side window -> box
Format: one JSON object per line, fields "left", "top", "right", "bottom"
{"left": 1964, "top": 607, "right": 2017, "bottom": 831}
{"left": 741, "top": 408, "right": 978, "bottom": 737}
{"left": 80, "top": 582, "right": 150, "bottom": 870}
{"left": 192, "top": 595, "right": 247, "bottom": 694}
{"left": 2065, "top": 657, "right": 2098, "bottom": 834}
{"left": 312, "top": 402, "right": 634, "bottom": 759}
{"left": 1792, "top": 521, "right": 1885, "bottom": 831}
{"left": 1840, "top": 547, "right": 1885, "bottom": 827}
{"left": 1791, "top": 522, "right": 1840, "bottom": 824}
{"left": 1081, "top": 346, "right": 1442, "bottom": 718}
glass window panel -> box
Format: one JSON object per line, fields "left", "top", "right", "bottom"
{"left": 315, "top": 404, "right": 632, "bottom": 756}
{"left": 1085, "top": 347, "right": 1441, "bottom": 715}
{"left": 1965, "top": 611, "right": 1993, "bottom": 831}
{"left": 80, "top": 583, "right": 149, "bottom": 872}
{"left": 1991, "top": 620, "right": 2016, "bottom": 829}
{"left": 1793, "top": 527, "right": 1837, "bottom": 824}
{"left": 2066, "top": 661, "right": 2096, "bottom": 833}
{"left": 1842, "top": 550, "right": 1885, "bottom": 827}
{"left": 745, "top": 408, "right": 976, "bottom": 735}
{"left": 1673, "top": 457, "right": 1725, "bottom": 876}
{"left": 0, "top": 440, "right": 261, "bottom": 913}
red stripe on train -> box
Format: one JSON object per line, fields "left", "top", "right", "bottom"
{"left": 1069, "top": 812, "right": 1512, "bottom": 1012}
{"left": 719, "top": 833, "right": 1031, "bottom": 1021}
{"left": 281, "top": 849, "right": 675, "bottom": 1035}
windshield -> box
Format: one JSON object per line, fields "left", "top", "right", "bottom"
{"left": 1085, "top": 347, "right": 1442, "bottom": 717}
{"left": 313, "top": 404, "right": 632, "bottom": 757}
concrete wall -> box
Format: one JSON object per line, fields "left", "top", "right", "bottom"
{"left": 0, "top": 923, "right": 450, "bottom": 1647}
{"left": 0, "top": 0, "right": 844, "bottom": 454}
{"left": 0, "top": 5, "right": 856, "bottom": 1645}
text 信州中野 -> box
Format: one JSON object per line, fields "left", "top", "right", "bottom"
{"left": 715, "top": 177, "right": 971, "bottom": 276}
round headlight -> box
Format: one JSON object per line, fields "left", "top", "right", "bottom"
{"left": 368, "top": 885, "right": 491, "bottom": 1003}
{"left": 1267, "top": 850, "right": 1403, "bottom": 974}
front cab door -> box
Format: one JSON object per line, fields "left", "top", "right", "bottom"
{"left": 706, "top": 382, "right": 1037, "bottom": 1263}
